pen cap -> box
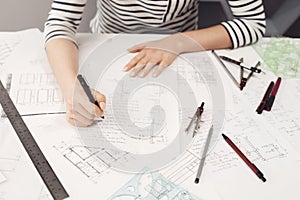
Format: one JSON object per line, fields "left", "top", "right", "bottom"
{"left": 77, "top": 74, "right": 90, "bottom": 86}
{"left": 271, "top": 77, "right": 281, "bottom": 96}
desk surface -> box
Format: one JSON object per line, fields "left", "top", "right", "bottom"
{"left": 0, "top": 29, "right": 300, "bottom": 200}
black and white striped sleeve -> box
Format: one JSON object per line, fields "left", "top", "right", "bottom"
{"left": 221, "top": 0, "right": 266, "bottom": 48}
{"left": 44, "top": 0, "right": 86, "bottom": 44}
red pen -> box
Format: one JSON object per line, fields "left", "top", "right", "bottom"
{"left": 265, "top": 77, "right": 281, "bottom": 111}
{"left": 256, "top": 81, "right": 274, "bottom": 114}
{"left": 222, "top": 134, "right": 266, "bottom": 182}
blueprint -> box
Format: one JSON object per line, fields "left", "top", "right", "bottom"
{"left": 0, "top": 32, "right": 21, "bottom": 68}
{"left": 78, "top": 42, "right": 218, "bottom": 173}
{"left": 0, "top": 173, "right": 5, "bottom": 184}
{"left": 7, "top": 72, "right": 65, "bottom": 116}
{"left": 1, "top": 32, "right": 300, "bottom": 200}
{"left": 0, "top": 29, "right": 65, "bottom": 117}
{"left": 0, "top": 119, "right": 47, "bottom": 200}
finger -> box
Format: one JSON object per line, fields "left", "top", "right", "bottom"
{"left": 139, "top": 61, "right": 158, "bottom": 78}
{"left": 73, "top": 88, "right": 103, "bottom": 118}
{"left": 67, "top": 116, "right": 88, "bottom": 127}
{"left": 123, "top": 51, "right": 145, "bottom": 72}
{"left": 66, "top": 110, "right": 91, "bottom": 127}
{"left": 80, "top": 95, "right": 104, "bottom": 117}
{"left": 152, "top": 65, "right": 165, "bottom": 78}
{"left": 77, "top": 91, "right": 98, "bottom": 114}
{"left": 127, "top": 43, "right": 146, "bottom": 53}
{"left": 93, "top": 104, "right": 104, "bottom": 117}
{"left": 71, "top": 110, "right": 94, "bottom": 126}
{"left": 73, "top": 103, "right": 95, "bottom": 120}
{"left": 92, "top": 90, "right": 106, "bottom": 110}
{"left": 152, "top": 55, "right": 176, "bottom": 77}
{"left": 130, "top": 59, "right": 148, "bottom": 77}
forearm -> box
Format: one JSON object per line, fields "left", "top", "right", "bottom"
{"left": 45, "top": 38, "right": 79, "bottom": 101}
{"left": 183, "top": 25, "right": 232, "bottom": 51}
{"left": 177, "top": 0, "right": 266, "bottom": 52}
{"left": 173, "top": 25, "right": 232, "bottom": 54}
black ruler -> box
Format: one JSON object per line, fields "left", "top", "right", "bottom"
{"left": 0, "top": 80, "right": 69, "bottom": 200}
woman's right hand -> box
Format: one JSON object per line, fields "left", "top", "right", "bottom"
{"left": 45, "top": 38, "right": 106, "bottom": 127}
{"left": 65, "top": 80, "right": 106, "bottom": 127}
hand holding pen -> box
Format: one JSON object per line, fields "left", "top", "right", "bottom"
{"left": 65, "top": 75, "right": 106, "bottom": 127}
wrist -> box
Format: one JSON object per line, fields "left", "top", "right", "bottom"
{"left": 59, "top": 75, "right": 77, "bottom": 103}
{"left": 171, "top": 33, "right": 203, "bottom": 54}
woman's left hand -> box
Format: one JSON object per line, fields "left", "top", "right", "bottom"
{"left": 123, "top": 38, "right": 178, "bottom": 78}
{"left": 123, "top": 33, "right": 203, "bottom": 77}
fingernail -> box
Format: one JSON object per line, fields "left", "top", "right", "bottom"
{"left": 130, "top": 71, "right": 136, "bottom": 77}
{"left": 139, "top": 72, "right": 145, "bottom": 78}
{"left": 100, "top": 102, "right": 106, "bottom": 110}
{"left": 123, "top": 66, "right": 128, "bottom": 71}
{"left": 153, "top": 73, "right": 158, "bottom": 77}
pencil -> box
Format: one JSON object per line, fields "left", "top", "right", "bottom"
{"left": 211, "top": 50, "right": 240, "bottom": 88}
{"left": 195, "top": 125, "right": 213, "bottom": 184}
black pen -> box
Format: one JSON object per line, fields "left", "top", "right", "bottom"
{"left": 220, "top": 55, "right": 263, "bottom": 73}
{"left": 77, "top": 74, "right": 104, "bottom": 119}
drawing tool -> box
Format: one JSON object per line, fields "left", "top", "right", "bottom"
{"left": 0, "top": 80, "right": 69, "bottom": 200}
{"left": 193, "top": 102, "right": 205, "bottom": 137}
{"left": 195, "top": 125, "right": 213, "bottom": 184}
{"left": 245, "top": 61, "right": 261, "bottom": 82}
{"left": 265, "top": 77, "right": 281, "bottom": 111}
{"left": 212, "top": 50, "right": 240, "bottom": 88}
{"left": 77, "top": 74, "right": 104, "bottom": 119}
{"left": 240, "top": 66, "right": 247, "bottom": 90}
{"left": 219, "top": 55, "right": 263, "bottom": 74}
{"left": 222, "top": 134, "right": 266, "bottom": 182}
{"left": 213, "top": 51, "right": 262, "bottom": 90}
{"left": 240, "top": 61, "right": 261, "bottom": 91}
{"left": 185, "top": 109, "right": 198, "bottom": 133}
{"left": 256, "top": 81, "right": 274, "bottom": 114}
{"left": 20, "top": 112, "right": 66, "bottom": 117}
{"left": 185, "top": 102, "right": 205, "bottom": 135}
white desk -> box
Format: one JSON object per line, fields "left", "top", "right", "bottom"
{"left": 0, "top": 29, "right": 300, "bottom": 200}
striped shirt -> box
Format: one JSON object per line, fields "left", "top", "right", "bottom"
{"left": 44, "top": 0, "right": 266, "bottom": 48}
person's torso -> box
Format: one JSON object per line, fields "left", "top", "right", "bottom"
{"left": 90, "top": 0, "right": 199, "bottom": 33}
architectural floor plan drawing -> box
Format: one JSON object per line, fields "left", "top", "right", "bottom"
{"left": 8, "top": 72, "right": 65, "bottom": 115}
{"left": 77, "top": 46, "right": 217, "bottom": 173}
{"left": 54, "top": 141, "right": 130, "bottom": 183}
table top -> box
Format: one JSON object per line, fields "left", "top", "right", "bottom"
{"left": 0, "top": 28, "right": 300, "bottom": 200}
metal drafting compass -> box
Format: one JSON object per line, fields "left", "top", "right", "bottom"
{"left": 185, "top": 102, "right": 205, "bottom": 137}
{"left": 212, "top": 50, "right": 263, "bottom": 90}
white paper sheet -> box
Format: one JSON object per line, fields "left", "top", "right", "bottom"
{"left": 0, "top": 119, "right": 47, "bottom": 200}
{"left": 7, "top": 72, "right": 65, "bottom": 116}
{"left": 0, "top": 172, "right": 5, "bottom": 184}
{"left": 1, "top": 31, "right": 300, "bottom": 200}
{"left": 34, "top": 43, "right": 300, "bottom": 200}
